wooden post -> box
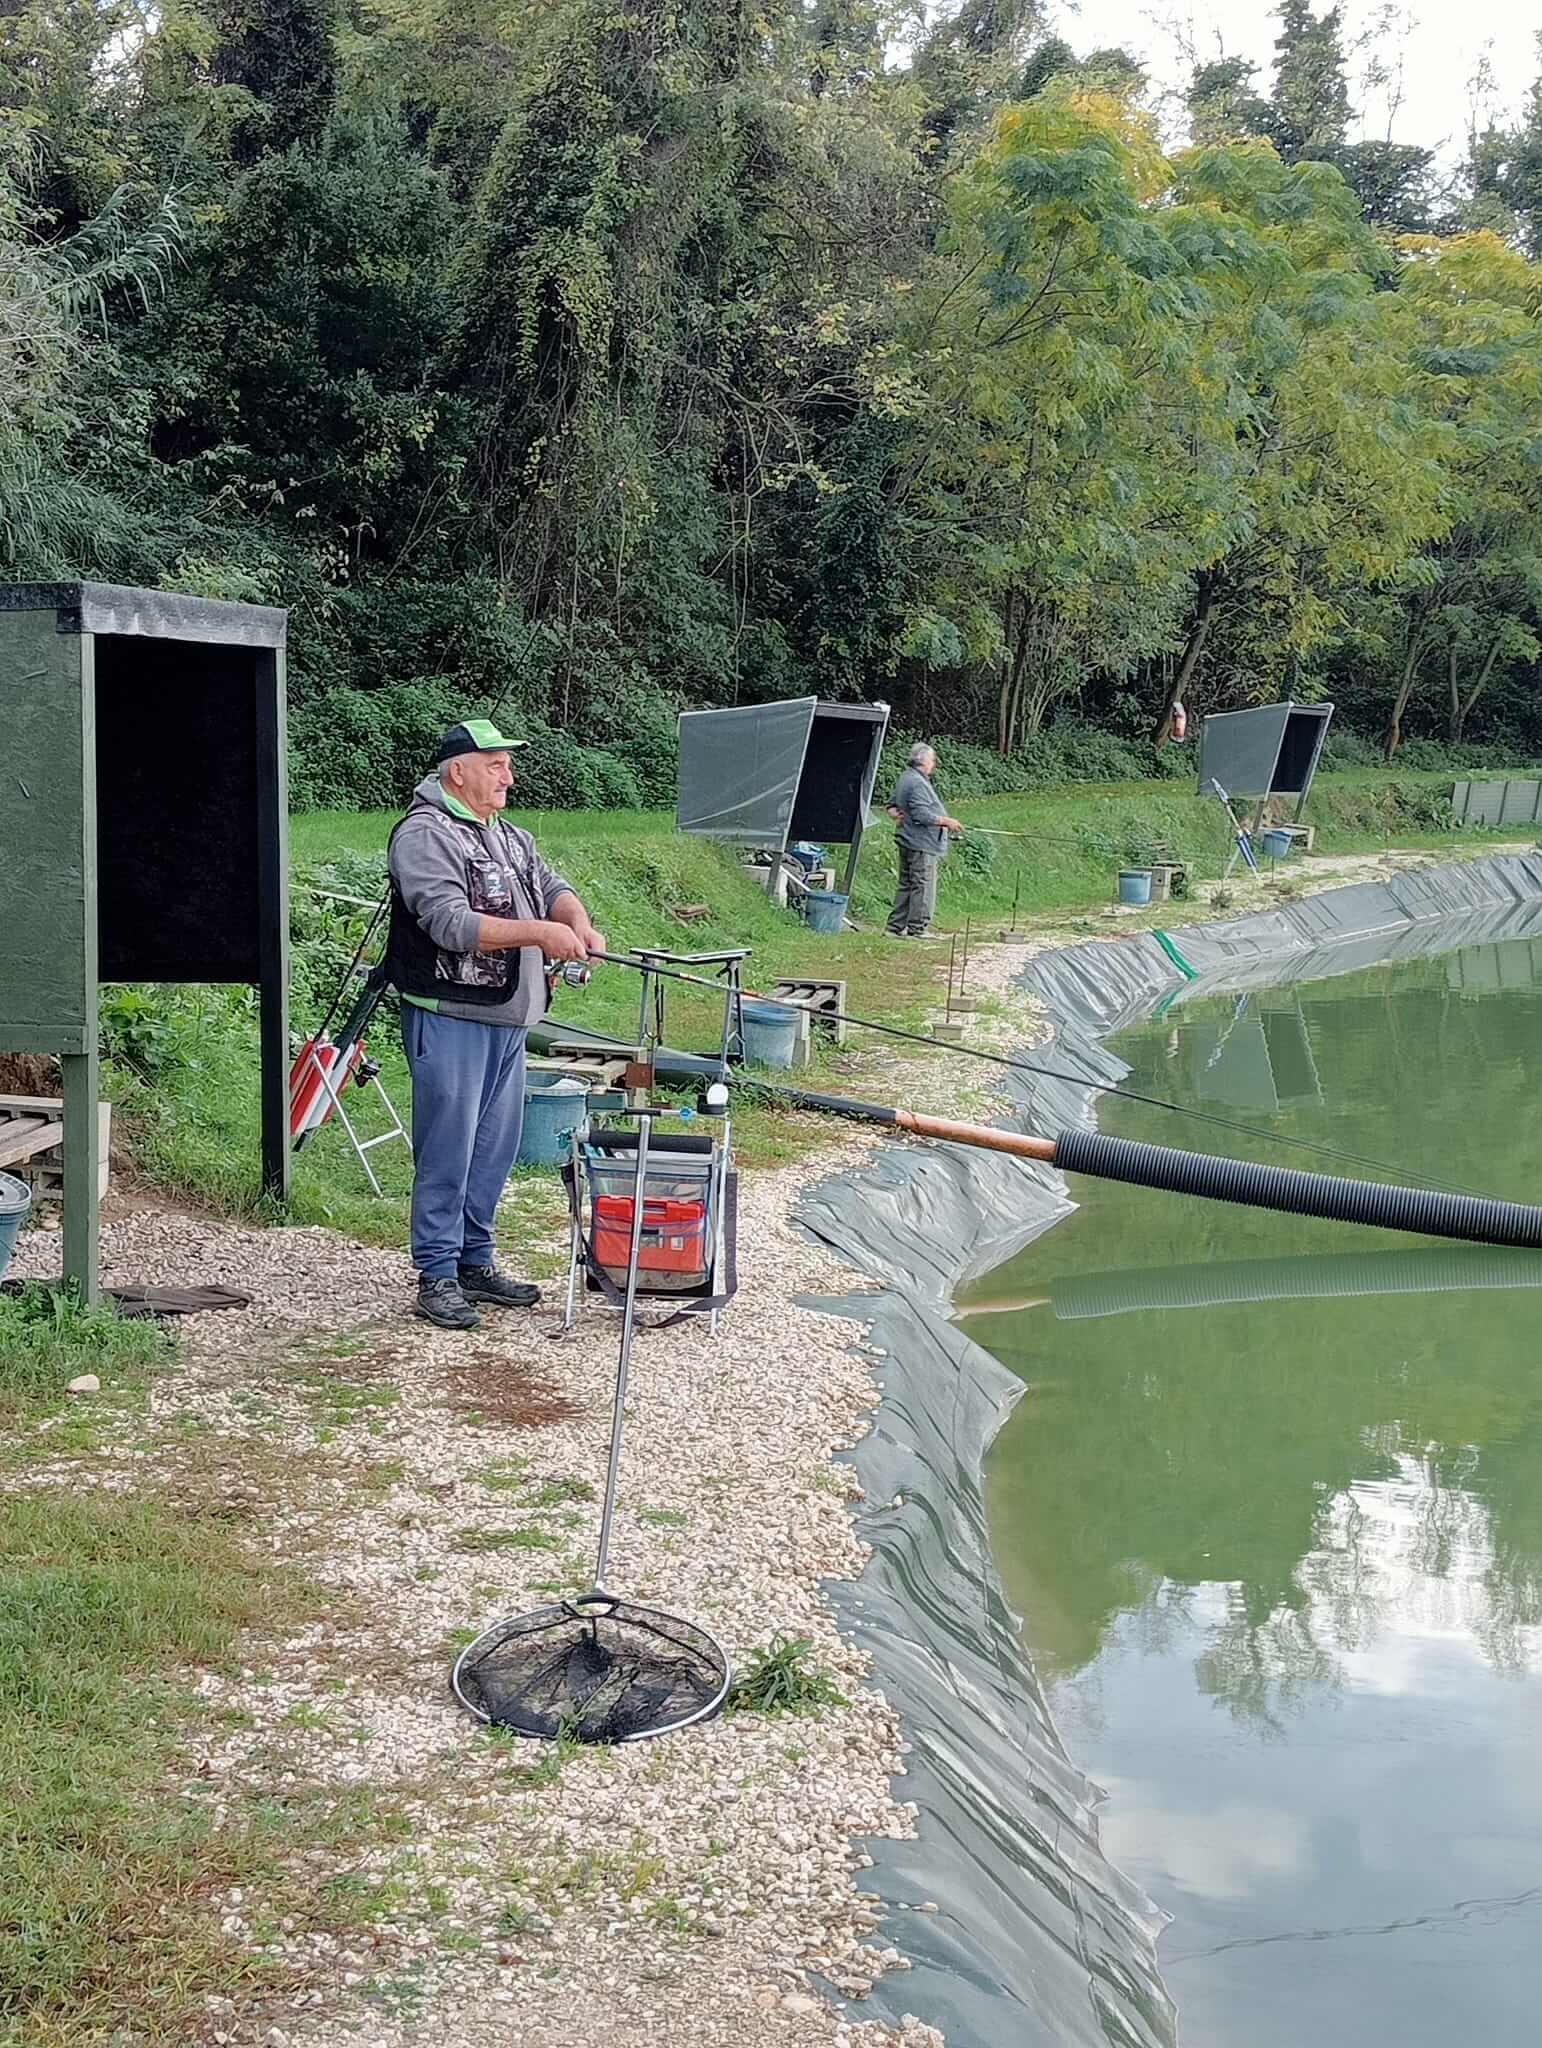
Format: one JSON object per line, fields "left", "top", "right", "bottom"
{"left": 62, "top": 1049, "right": 100, "bottom": 1302}
{"left": 254, "top": 646, "right": 290, "bottom": 1204}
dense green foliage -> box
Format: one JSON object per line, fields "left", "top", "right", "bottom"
{"left": 5, "top": 0, "right": 1542, "bottom": 800}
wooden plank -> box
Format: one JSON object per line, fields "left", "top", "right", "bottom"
{"left": 62, "top": 1049, "right": 99, "bottom": 1303}
{"left": 0, "top": 1116, "right": 60, "bottom": 1167}
{"left": 0, "top": 1093, "right": 63, "bottom": 1114}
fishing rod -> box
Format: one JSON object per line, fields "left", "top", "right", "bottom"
{"left": 747, "top": 1081, "right": 1542, "bottom": 1253}
{"left": 587, "top": 951, "right": 1478, "bottom": 1195}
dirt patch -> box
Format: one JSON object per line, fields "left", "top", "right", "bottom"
{"left": 442, "top": 1346, "right": 582, "bottom": 1426}
{"left": 0, "top": 1053, "right": 59, "bottom": 1096}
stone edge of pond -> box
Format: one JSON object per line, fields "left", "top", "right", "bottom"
{"left": 794, "top": 850, "right": 1542, "bottom": 2048}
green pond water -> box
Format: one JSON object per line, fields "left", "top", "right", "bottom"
{"left": 959, "top": 933, "right": 1542, "bottom": 2048}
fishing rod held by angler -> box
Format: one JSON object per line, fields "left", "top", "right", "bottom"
{"left": 586, "top": 951, "right": 1477, "bottom": 1194}
{"left": 581, "top": 953, "right": 1542, "bottom": 1250}
{"left": 760, "top": 1087, "right": 1542, "bottom": 1254}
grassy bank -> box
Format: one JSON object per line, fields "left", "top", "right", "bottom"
{"left": 96, "top": 766, "right": 1521, "bottom": 1244}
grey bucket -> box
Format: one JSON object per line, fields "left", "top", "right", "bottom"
{"left": 804, "top": 888, "right": 848, "bottom": 934}
{"left": 517, "top": 1075, "right": 588, "bottom": 1168}
{"left": 0, "top": 1171, "right": 31, "bottom": 1283}
{"left": 1118, "top": 868, "right": 1153, "bottom": 906}
{"left": 1260, "top": 828, "right": 1294, "bottom": 860}
{"left": 739, "top": 998, "right": 800, "bottom": 1070}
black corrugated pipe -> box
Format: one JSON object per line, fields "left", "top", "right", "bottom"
{"left": 754, "top": 1083, "right": 1542, "bottom": 1252}
{"left": 1053, "top": 1130, "right": 1542, "bottom": 1250}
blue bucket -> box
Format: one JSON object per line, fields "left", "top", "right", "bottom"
{"left": 0, "top": 1171, "right": 31, "bottom": 1283}
{"left": 1261, "top": 829, "right": 1293, "bottom": 861}
{"left": 1118, "top": 869, "right": 1153, "bottom": 906}
{"left": 805, "top": 889, "right": 848, "bottom": 934}
{"left": 517, "top": 1075, "right": 588, "bottom": 1168}
{"left": 739, "top": 998, "right": 800, "bottom": 1070}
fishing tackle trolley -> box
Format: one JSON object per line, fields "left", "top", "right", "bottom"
{"left": 561, "top": 1106, "right": 737, "bottom": 1336}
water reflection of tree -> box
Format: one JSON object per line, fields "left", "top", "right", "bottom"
{"left": 970, "top": 952, "right": 1542, "bottom": 1723}
{"left": 1193, "top": 1590, "right": 1344, "bottom": 1736}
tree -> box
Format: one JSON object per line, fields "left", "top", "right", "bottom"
{"left": 1267, "top": 0, "right": 1353, "bottom": 161}
{"left": 1377, "top": 233, "right": 1542, "bottom": 756}
{"left": 892, "top": 93, "right": 1256, "bottom": 753}
{"left": 1148, "top": 144, "right": 1453, "bottom": 743}
{"left": 211, "top": 0, "right": 337, "bottom": 160}
{"left": 1463, "top": 57, "right": 1542, "bottom": 258}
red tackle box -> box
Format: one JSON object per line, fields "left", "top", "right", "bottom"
{"left": 593, "top": 1194, "right": 710, "bottom": 1291}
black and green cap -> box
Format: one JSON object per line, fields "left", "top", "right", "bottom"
{"left": 436, "top": 718, "right": 527, "bottom": 763}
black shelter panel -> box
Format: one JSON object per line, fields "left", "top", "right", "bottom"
{"left": 94, "top": 636, "right": 263, "bottom": 982}
{"left": 1273, "top": 710, "right": 1326, "bottom": 796}
{"left": 788, "top": 713, "right": 875, "bottom": 842}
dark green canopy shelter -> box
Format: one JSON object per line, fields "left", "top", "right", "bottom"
{"left": 0, "top": 582, "right": 289, "bottom": 1299}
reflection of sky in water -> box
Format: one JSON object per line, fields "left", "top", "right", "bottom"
{"left": 967, "top": 937, "right": 1542, "bottom": 2046}
{"left": 1049, "top": 1464, "right": 1542, "bottom": 2046}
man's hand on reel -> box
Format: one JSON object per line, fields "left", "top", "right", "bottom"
{"left": 539, "top": 922, "right": 590, "bottom": 964}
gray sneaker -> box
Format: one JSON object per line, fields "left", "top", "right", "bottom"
{"left": 414, "top": 1276, "right": 479, "bottom": 1330}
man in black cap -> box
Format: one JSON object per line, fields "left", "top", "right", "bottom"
{"left": 385, "top": 719, "right": 606, "bottom": 1330}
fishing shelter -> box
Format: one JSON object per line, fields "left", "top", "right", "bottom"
{"left": 1197, "top": 701, "right": 1334, "bottom": 814}
{"left": 675, "top": 698, "right": 890, "bottom": 896}
{"left": 0, "top": 582, "right": 289, "bottom": 1299}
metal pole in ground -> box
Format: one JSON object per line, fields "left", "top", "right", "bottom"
{"left": 593, "top": 1112, "right": 653, "bottom": 1591}
{"left": 946, "top": 934, "right": 957, "bottom": 1025}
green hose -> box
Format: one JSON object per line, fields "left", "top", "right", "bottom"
{"left": 1153, "top": 929, "right": 1199, "bottom": 980}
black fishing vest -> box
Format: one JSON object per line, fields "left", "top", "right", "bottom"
{"left": 384, "top": 812, "right": 522, "bottom": 1007}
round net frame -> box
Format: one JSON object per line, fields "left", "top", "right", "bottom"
{"left": 451, "top": 1590, "right": 731, "bottom": 1744}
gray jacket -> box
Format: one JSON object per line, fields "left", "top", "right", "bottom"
{"left": 891, "top": 766, "right": 949, "bottom": 857}
{"left": 387, "top": 775, "right": 574, "bottom": 1028}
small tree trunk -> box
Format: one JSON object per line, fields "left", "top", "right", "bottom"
{"left": 1154, "top": 570, "right": 1217, "bottom": 745}
{"left": 1446, "top": 642, "right": 1461, "bottom": 744}
{"left": 1453, "top": 631, "right": 1504, "bottom": 748}
{"left": 997, "top": 596, "right": 1032, "bottom": 756}
{"left": 1383, "top": 615, "right": 1429, "bottom": 761}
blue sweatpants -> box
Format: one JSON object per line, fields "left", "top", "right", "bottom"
{"left": 400, "top": 1006, "right": 527, "bottom": 1279}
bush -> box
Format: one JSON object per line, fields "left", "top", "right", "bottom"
{"left": 1318, "top": 726, "right": 1381, "bottom": 770}
{"left": 288, "top": 679, "right": 469, "bottom": 810}
{"left": 878, "top": 719, "right": 1184, "bottom": 799}
{"left": 288, "top": 687, "right": 647, "bottom": 812}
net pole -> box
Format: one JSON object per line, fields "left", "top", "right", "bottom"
{"left": 593, "top": 1113, "right": 653, "bottom": 1590}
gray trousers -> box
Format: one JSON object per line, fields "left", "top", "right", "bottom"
{"left": 887, "top": 845, "right": 939, "bottom": 935}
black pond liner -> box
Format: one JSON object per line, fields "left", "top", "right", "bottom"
{"left": 793, "top": 852, "right": 1542, "bottom": 2048}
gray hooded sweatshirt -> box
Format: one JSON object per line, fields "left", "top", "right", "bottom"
{"left": 387, "top": 775, "right": 575, "bottom": 1028}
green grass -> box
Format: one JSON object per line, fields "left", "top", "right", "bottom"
{"left": 724, "top": 1634, "right": 847, "bottom": 1717}
{"left": 0, "top": 1492, "right": 316, "bottom": 2046}
{"left": 0, "top": 1286, "right": 172, "bottom": 1422}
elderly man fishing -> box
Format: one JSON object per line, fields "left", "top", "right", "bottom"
{"left": 885, "top": 741, "right": 964, "bottom": 938}
{"left": 386, "top": 719, "right": 606, "bottom": 1331}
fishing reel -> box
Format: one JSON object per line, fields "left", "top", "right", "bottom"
{"left": 545, "top": 959, "right": 594, "bottom": 992}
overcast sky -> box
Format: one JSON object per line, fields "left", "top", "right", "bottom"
{"left": 1048, "top": 3, "right": 1541, "bottom": 162}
